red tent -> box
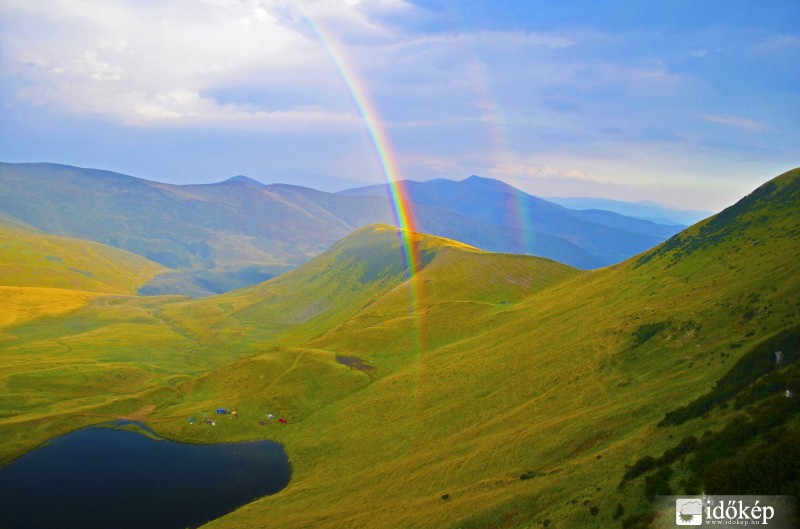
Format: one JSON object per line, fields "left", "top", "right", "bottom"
{"left": 278, "top": 418, "right": 288, "bottom": 424}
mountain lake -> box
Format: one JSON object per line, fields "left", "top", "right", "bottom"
{"left": 0, "top": 421, "right": 291, "bottom": 529}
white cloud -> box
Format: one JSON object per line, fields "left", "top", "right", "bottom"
{"left": 400, "top": 153, "right": 463, "bottom": 173}
{"left": 1, "top": 1, "right": 587, "bottom": 130}
{"left": 1, "top": 0, "right": 791, "bottom": 212}
{"left": 702, "top": 114, "right": 764, "bottom": 132}
{"left": 0, "top": 0, "right": 409, "bottom": 128}
{"left": 754, "top": 34, "right": 800, "bottom": 51}
{"left": 489, "top": 162, "right": 597, "bottom": 183}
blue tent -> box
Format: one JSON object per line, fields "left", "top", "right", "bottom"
{"left": 216, "top": 408, "right": 227, "bottom": 415}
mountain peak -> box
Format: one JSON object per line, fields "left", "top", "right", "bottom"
{"left": 221, "top": 175, "right": 264, "bottom": 186}
{"left": 460, "top": 174, "right": 516, "bottom": 192}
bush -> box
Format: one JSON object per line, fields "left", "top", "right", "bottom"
{"left": 644, "top": 467, "right": 673, "bottom": 501}
{"left": 623, "top": 455, "right": 657, "bottom": 481}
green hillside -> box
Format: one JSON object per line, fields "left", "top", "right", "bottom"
{"left": 0, "top": 225, "right": 165, "bottom": 294}
{"left": 184, "top": 170, "right": 799, "bottom": 529}
{"left": 0, "top": 225, "right": 165, "bottom": 328}
{"left": 0, "top": 168, "right": 798, "bottom": 528}
{"left": 0, "top": 225, "right": 573, "bottom": 460}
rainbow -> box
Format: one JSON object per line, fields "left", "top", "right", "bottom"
{"left": 448, "top": 5, "right": 535, "bottom": 254}
{"left": 301, "top": 12, "right": 430, "bottom": 442}
{"left": 464, "top": 38, "right": 534, "bottom": 254}
{"left": 299, "top": 10, "right": 423, "bottom": 284}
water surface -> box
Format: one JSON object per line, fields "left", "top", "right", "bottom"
{"left": 0, "top": 422, "right": 291, "bottom": 529}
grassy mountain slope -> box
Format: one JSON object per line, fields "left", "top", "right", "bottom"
{"left": 0, "top": 169, "right": 797, "bottom": 528}
{"left": 0, "top": 225, "right": 164, "bottom": 294}
{"left": 0, "top": 225, "right": 165, "bottom": 328}
{"left": 0, "top": 162, "right": 345, "bottom": 294}
{"left": 0, "top": 287, "right": 103, "bottom": 330}
{"left": 0, "top": 225, "right": 574, "bottom": 463}
{"left": 193, "top": 168, "right": 796, "bottom": 528}
{"left": 158, "top": 225, "right": 446, "bottom": 348}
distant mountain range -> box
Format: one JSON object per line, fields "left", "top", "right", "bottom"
{"left": 339, "top": 175, "right": 686, "bottom": 262}
{"left": 544, "top": 196, "right": 712, "bottom": 225}
{"left": 0, "top": 162, "right": 687, "bottom": 295}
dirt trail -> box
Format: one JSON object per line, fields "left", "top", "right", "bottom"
{"left": 116, "top": 403, "right": 156, "bottom": 421}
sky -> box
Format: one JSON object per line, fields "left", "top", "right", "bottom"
{"left": 0, "top": 0, "right": 798, "bottom": 211}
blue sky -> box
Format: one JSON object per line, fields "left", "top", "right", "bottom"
{"left": 0, "top": 0, "right": 797, "bottom": 210}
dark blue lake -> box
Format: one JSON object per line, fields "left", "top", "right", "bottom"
{"left": 0, "top": 422, "right": 291, "bottom": 529}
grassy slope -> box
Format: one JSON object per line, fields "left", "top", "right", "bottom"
{"left": 185, "top": 168, "right": 797, "bottom": 529}
{"left": 1, "top": 226, "right": 565, "bottom": 463}
{"left": 0, "top": 227, "right": 168, "bottom": 455}
{"left": 0, "top": 225, "right": 164, "bottom": 294}
{"left": 0, "top": 169, "right": 798, "bottom": 528}
{"left": 0, "top": 225, "right": 165, "bottom": 328}
{"left": 157, "top": 225, "right": 440, "bottom": 348}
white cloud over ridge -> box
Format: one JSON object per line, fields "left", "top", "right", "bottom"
{"left": 490, "top": 163, "right": 597, "bottom": 183}
{"left": 0, "top": 0, "right": 797, "bottom": 210}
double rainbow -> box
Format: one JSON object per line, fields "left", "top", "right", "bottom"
{"left": 301, "top": 11, "right": 423, "bottom": 285}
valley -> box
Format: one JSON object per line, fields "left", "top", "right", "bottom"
{"left": 0, "top": 168, "right": 798, "bottom": 528}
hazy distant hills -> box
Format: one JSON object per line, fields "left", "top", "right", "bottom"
{"left": 0, "top": 162, "right": 684, "bottom": 295}
{"left": 0, "top": 163, "right": 369, "bottom": 295}
{"left": 340, "top": 175, "right": 685, "bottom": 262}
{"left": 266, "top": 180, "right": 604, "bottom": 269}
{"left": 545, "top": 195, "right": 712, "bottom": 226}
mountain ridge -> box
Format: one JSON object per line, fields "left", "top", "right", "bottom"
{"left": 0, "top": 162, "right": 683, "bottom": 296}
{"left": 339, "top": 175, "right": 684, "bottom": 261}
